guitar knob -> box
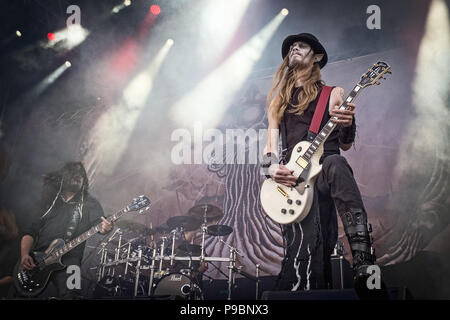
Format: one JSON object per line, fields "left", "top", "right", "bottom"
{"left": 281, "top": 209, "right": 287, "bottom": 214}
{"left": 296, "top": 200, "right": 301, "bottom": 205}
{"left": 287, "top": 199, "right": 293, "bottom": 205}
{"left": 297, "top": 146, "right": 302, "bottom": 152}
{"left": 289, "top": 209, "right": 295, "bottom": 215}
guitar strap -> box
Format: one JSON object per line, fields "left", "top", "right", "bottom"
{"left": 279, "top": 85, "right": 333, "bottom": 163}
{"left": 306, "top": 85, "right": 333, "bottom": 141}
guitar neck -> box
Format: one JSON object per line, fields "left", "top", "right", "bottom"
{"left": 301, "top": 84, "right": 363, "bottom": 161}
{"left": 56, "top": 208, "right": 128, "bottom": 257}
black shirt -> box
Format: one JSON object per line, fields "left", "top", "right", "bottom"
{"left": 22, "top": 194, "right": 104, "bottom": 261}
{"left": 282, "top": 85, "right": 355, "bottom": 162}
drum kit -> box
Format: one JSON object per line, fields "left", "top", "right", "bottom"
{"left": 93, "top": 204, "right": 260, "bottom": 300}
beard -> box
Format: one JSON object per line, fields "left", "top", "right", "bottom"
{"left": 63, "top": 180, "right": 83, "bottom": 193}
{"left": 291, "top": 59, "right": 314, "bottom": 82}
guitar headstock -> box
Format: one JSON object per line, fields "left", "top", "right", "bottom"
{"left": 127, "top": 195, "right": 151, "bottom": 214}
{"left": 358, "top": 61, "right": 391, "bottom": 88}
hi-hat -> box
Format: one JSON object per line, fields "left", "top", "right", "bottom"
{"left": 206, "top": 225, "right": 233, "bottom": 237}
{"left": 166, "top": 215, "right": 202, "bottom": 231}
{"left": 187, "top": 204, "right": 223, "bottom": 222}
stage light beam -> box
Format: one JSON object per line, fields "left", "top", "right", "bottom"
{"left": 170, "top": 10, "right": 287, "bottom": 128}
{"left": 43, "top": 25, "right": 89, "bottom": 51}
{"left": 199, "top": 0, "right": 251, "bottom": 64}
{"left": 394, "top": 0, "right": 450, "bottom": 180}
{"left": 85, "top": 40, "right": 174, "bottom": 175}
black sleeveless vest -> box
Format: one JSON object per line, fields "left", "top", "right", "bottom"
{"left": 282, "top": 85, "right": 340, "bottom": 162}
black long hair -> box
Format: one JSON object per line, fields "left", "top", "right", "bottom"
{"left": 40, "top": 161, "right": 89, "bottom": 215}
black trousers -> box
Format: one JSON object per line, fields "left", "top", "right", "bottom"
{"left": 275, "top": 154, "right": 366, "bottom": 290}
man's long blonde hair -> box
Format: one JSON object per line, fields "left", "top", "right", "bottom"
{"left": 267, "top": 57, "right": 324, "bottom": 124}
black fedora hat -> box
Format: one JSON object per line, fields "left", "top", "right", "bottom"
{"left": 281, "top": 33, "right": 328, "bottom": 68}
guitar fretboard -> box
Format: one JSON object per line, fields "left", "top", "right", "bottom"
{"left": 53, "top": 208, "right": 129, "bottom": 258}
{"left": 300, "top": 84, "right": 363, "bottom": 162}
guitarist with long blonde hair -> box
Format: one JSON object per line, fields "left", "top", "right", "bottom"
{"left": 262, "top": 33, "right": 377, "bottom": 293}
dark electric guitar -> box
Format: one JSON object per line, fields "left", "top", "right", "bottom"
{"left": 13, "top": 195, "right": 150, "bottom": 297}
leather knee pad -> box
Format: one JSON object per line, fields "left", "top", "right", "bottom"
{"left": 340, "top": 208, "right": 375, "bottom": 267}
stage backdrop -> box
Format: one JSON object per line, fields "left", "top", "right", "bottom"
{"left": 5, "top": 46, "right": 449, "bottom": 298}
{"left": 74, "top": 47, "right": 449, "bottom": 282}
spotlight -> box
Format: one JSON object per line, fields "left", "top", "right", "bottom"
{"left": 65, "top": 61, "right": 72, "bottom": 67}
{"left": 16, "top": 30, "right": 22, "bottom": 37}
{"left": 281, "top": 8, "right": 289, "bottom": 16}
{"left": 124, "top": 0, "right": 131, "bottom": 6}
{"left": 167, "top": 38, "right": 174, "bottom": 46}
{"left": 47, "top": 32, "right": 56, "bottom": 41}
{"left": 150, "top": 5, "right": 161, "bottom": 15}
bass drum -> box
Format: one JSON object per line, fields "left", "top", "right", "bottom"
{"left": 153, "top": 272, "right": 203, "bottom": 300}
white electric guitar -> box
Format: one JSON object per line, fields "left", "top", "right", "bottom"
{"left": 260, "top": 61, "right": 391, "bottom": 225}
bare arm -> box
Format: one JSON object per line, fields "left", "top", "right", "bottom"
{"left": 0, "top": 276, "right": 13, "bottom": 287}
{"left": 20, "top": 235, "right": 36, "bottom": 270}
{"left": 263, "top": 99, "right": 297, "bottom": 186}
{"left": 329, "top": 87, "right": 355, "bottom": 151}
{"left": 264, "top": 100, "right": 280, "bottom": 157}
{"left": 21, "top": 235, "right": 34, "bottom": 256}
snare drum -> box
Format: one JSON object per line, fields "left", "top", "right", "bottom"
{"left": 153, "top": 272, "right": 203, "bottom": 300}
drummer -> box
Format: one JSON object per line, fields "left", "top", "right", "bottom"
{"left": 172, "top": 229, "right": 208, "bottom": 285}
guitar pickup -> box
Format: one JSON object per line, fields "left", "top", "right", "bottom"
{"left": 296, "top": 157, "right": 309, "bottom": 169}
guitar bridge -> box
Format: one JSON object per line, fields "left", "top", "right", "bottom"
{"left": 277, "top": 186, "right": 289, "bottom": 198}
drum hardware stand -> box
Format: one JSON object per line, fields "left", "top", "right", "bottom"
{"left": 97, "top": 242, "right": 108, "bottom": 282}
{"left": 124, "top": 242, "right": 132, "bottom": 277}
{"left": 133, "top": 245, "right": 142, "bottom": 297}
{"left": 147, "top": 246, "right": 157, "bottom": 296}
{"left": 170, "top": 227, "right": 181, "bottom": 267}
{"left": 255, "top": 264, "right": 260, "bottom": 300}
{"left": 219, "top": 239, "right": 241, "bottom": 300}
{"left": 159, "top": 236, "right": 167, "bottom": 274}
{"left": 200, "top": 223, "right": 207, "bottom": 263}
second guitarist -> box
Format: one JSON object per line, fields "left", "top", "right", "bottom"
{"left": 262, "top": 33, "right": 376, "bottom": 292}
{"left": 19, "top": 162, "right": 113, "bottom": 299}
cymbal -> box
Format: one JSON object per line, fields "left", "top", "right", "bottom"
{"left": 154, "top": 223, "right": 171, "bottom": 234}
{"left": 207, "top": 225, "right": 233, "bottom": 237}
{"left": 116, "top": 220, "right": 153, "bottom": 235}
{"left": 187, "top": 204, "right": 223, "bottom": 222}
{"left": 116, "top": 220, "right": 170, "bottom": 236}
{"left": 176, "top": 243, "right": 202, "bottom": 256}
{"left": 166, "top": 215, "right": 201, "bottom": 231}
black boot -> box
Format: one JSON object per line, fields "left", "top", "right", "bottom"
{"left": 341, "top": 208, "right": 387, "bottom": 299}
